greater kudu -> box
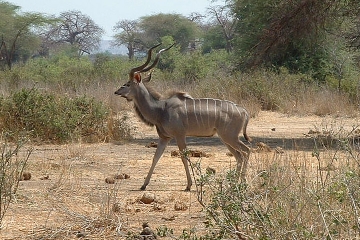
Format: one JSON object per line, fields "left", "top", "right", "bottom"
{"left": 115, "top": 44, "right": 251, "bottom": 191}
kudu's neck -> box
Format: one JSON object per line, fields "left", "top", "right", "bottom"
{"left": 133, "top": 83, "right": 163, "bottom": 126}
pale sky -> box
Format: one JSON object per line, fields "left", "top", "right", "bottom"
{"left": 8, "top": 0, "right": 214, "bottom": 40}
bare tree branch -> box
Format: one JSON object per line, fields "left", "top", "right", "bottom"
{"left": 113, "top": 20, "right": 141, "bottom": 60}
{"left": 45, "top": 10, "right": 104, "bottom": 56}
{"left": 208, "top": 4, "right": 237, "bottom": 53}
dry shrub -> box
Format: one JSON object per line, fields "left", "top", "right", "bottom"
{"left": 0, "top": 134, "right": 32, "bottom": 226}
{"left": 0, "top": 88, "right": 109, "bottom": 143}
{"left": 108, "top": 111, "right": 137, "bottom": 143}
{"left": 189, "top": 125, "right": 360, "bottom": 239}
{"left": 155, "top": 68, "right": 358, "bottom": 119}
{"left": 0, "top": 56, "right": 358, "bottom": 147}
{"left": 308, "top": 90, "right": 358, "bottom": 117}
{"left": 155, "top": 73, "right": 262, "bottom": 118}
{"left": 279, "top": 86, "right": 358, "bottom": 117}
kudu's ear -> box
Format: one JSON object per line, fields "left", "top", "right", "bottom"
{"left": 133, "top": 72, "right": 142, "bottom": 83}
{"left": 142, "top": 70, "right": 153, "bottom": 83}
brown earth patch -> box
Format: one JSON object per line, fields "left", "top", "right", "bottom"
{"left": 0, "top": 111, "right": 359, "bottom": 239}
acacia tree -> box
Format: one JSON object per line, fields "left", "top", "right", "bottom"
{"left": 201, "top": 24, "right": 227, "bottom": 54}
{"left": 232, "top": 0, "right": 360, "bottom": 79}
{"left": 139, "top": 13, "right": 199, "bottom": 52}
{"left": 113, "top": 20, "right": 141, "bottom": 60}
{"left": 0, "top": 2, "right": 52, "bottom": 70}
{"left": 345, "top": 1, "right": 360, "bottom": 50}
{"left": 208, "top": 4, "right": 237, "bottom": 53}
{"left": 45, "top": 10, "right": 104, "bottom": 56}
{"left": 113, "top": 13, "right": 199, "bottom": 58}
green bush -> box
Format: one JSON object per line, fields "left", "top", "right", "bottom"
{"left": 0, "top": 88, "right": 109, "bottom": 143}
{"left": 0, "top": 50, "right": 359, "bottom": 119}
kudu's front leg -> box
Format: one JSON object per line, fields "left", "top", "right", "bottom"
{"left": 141, "top": 137, "right": 170, "bottom": 190}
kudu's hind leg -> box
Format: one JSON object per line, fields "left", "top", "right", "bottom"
{"left": 221, "top": 135, "right": 250, "bottom": 181}
{"left": 176, "top": 137, "right": 192, "bottom": 191}
{"left": 225, "top": 144, "right": 246, "bottom": 181}
{"left": 141, "top": 137, "right": 170, "bottom": 190}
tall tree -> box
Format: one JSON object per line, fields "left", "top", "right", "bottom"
{"left": 0, "top": 1, "right": 52, "bottom": 70}
{"left": 232, "top": 0, "right": 360, "bottom": 79}
{"left": 208, "top": 4, "right": 237, "bottom": 53}
{"left": 344, "top": 1, "right": 360, "bottom": 50}
{"left": 113, "top": 14, "right": 200, "bottom": 58}
{"left": 201, "top": 24, "right": 227, "bottom": 53}
{"left": 113, "top": 20, "right": 140, "bottom": 60}
{"left": 139, "top": 13, "right": 199, "bottom": 52}
{"left": 45, "top": 10, "right": 104, "bottom": 56}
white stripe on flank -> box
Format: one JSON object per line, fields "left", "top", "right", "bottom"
{"left": 225, "top": 101, "right": 232, "bottom": 132}
{"left": 224, "top": 101, "right": 229, "bottom": 123}
{"left": 199, "top": 99, "right": 205, "bottom": 127}
{"left": 235, "top": 104, "right": 242, "bottom": 117}
{"left": 220, "top": 101, "right": 223, "bottom": 119}
{"left": 206, "top": 98, "right": 210, "bottom": 128}
{"left": 214, "top": 99, "right": 217, "bottom": 122}
{"left": 184, "top": 98, "right": 189, "bottom": 126}
{"left": 193, "top": 99, "right": 199, "bottom": 126}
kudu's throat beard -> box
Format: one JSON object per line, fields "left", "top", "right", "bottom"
{"left": 120, "top": 95, "right": 132, "bottom": 102}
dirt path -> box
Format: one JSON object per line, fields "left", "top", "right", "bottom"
{"left": 1, "top": 111, "right": 359, "bottom": 239}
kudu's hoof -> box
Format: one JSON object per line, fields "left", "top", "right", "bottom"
{"left": 140, "top": 185, "right": 147, "bottom": 191}
{"left": 184, "top": 187, "right": 191, "bottom": 192}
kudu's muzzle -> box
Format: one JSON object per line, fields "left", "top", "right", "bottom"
{"left": 115, "top": 85, "right": 132, "bottom": 102}
{"left": 114, "top": 88, "right": 122, "bottom": 95}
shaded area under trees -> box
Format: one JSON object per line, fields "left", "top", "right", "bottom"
{"left": 233, "top": 0, "right": 360, "bottom": 81}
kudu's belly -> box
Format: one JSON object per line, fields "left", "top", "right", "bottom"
{"left": 185, "top": 126, "right": 217, "bottom": 137}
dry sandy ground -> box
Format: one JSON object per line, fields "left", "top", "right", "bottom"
{"left": 0, "top": 111, "right": 359, "bottom": 239}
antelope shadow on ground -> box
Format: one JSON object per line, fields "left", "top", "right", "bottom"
{"left": 128, "top": 135, "right": 351, "bottom": 152}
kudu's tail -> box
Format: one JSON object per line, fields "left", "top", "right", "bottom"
{"left": 243, "top": 112, "right": 252, "bottom": 142}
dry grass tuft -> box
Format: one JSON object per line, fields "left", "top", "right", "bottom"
{"left": 187, "top": 123, "right": 360, "bottom": 239}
